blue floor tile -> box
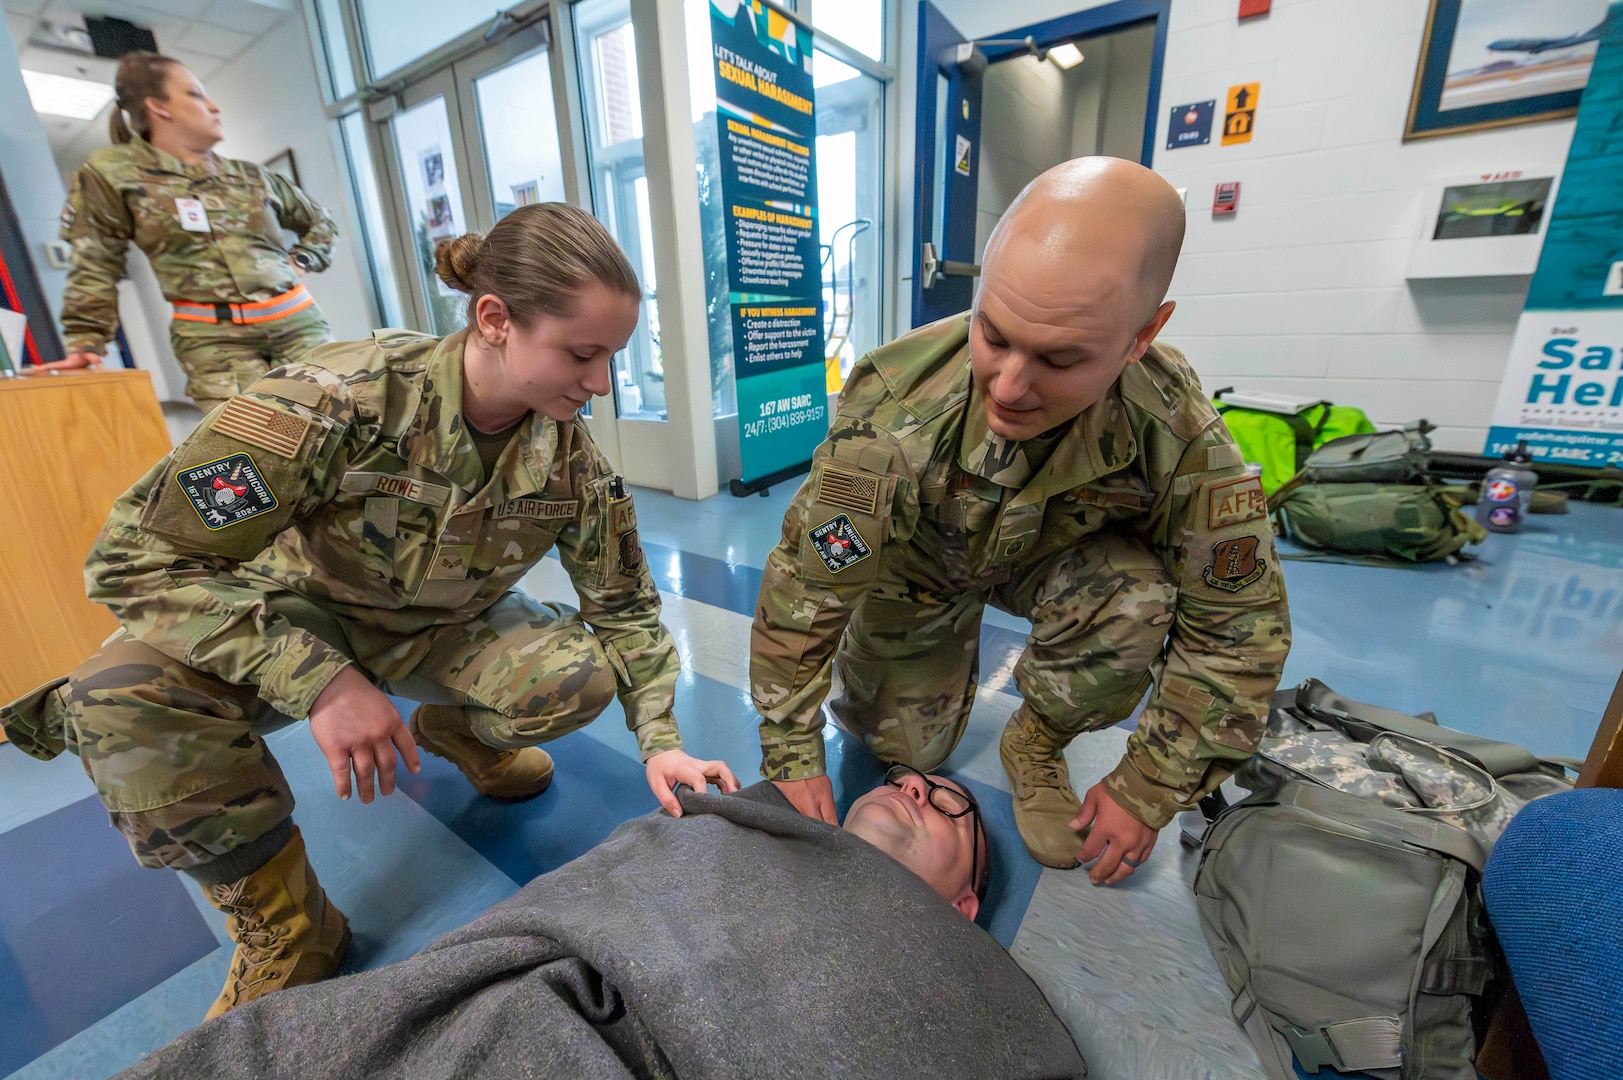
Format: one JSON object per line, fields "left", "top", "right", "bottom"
{"left": 396, "top": 723, "right": 661, "bottom": 886}
{"left": 0, "top": 797, "right": 217, "bottom": 1077}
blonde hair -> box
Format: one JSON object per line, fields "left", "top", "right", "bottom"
{"left": 109, "top": 51, "right": 180, "bottom": 144}
{"left": 433, "top": 202, "right": 641, "bottom": 328}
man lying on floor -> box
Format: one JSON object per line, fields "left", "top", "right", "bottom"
{"left": 118, "top": 767, "right": 1088, "bottom": 1080}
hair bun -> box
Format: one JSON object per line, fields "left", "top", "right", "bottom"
{"left": 434, "top": 232, "right": 485, "bottom": 293}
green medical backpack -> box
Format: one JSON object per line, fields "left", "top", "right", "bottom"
{"left": 1194, "top": 680, "right": 1573, "bottom": 1080}
{"left": 1213, "top": 392, "right": 1377, "bottom": 495}
{"left": 1268, "top": 425, "right": 1487, "bottom": 564}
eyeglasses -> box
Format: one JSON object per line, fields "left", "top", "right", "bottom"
{"left": 884, "top": 764, "right": 985, "bottom": 902}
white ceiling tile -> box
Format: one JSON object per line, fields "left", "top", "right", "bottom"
{"left": 201, "top": 0, "right": 285, "bottom": 36}
{"left": 165, "top": 45, "right": 222, "bottom": 79}
{"left": 6, "top": 11, "right": 36, "bottom": 42}
{"left": 18, "top": 42, "right": 116, "bottom": 78}
{"left": 126, "top": 0, "right": 213, "bottom": 20}
{"left": 174, "top": 19, "right": 252, "bottom": 57}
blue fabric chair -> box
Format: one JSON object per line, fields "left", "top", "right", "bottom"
{"left": 1483, "top": 789, "right": 1623, "bottom": 1080}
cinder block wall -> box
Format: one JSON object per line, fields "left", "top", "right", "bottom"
{"left": 900, "top": 0, "right": 1580, "bottom": 452}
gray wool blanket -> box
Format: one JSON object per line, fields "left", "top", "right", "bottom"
{"left": 117, "top": 783, "right": 1086, "bottom": 1079}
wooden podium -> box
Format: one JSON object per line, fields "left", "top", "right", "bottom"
{"left": 0, "top": 371, "right": 172, "bottom": 720}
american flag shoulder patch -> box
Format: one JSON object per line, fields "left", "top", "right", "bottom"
{"left": 210, "top": 397, "right": 311, "bottom": 459}
{"left": 817, "top": 464, "right": 880, "bottom": 516}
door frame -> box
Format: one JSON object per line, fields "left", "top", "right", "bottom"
{"left": 909, "top": 0, "right": 1171, "bottom": 327}
{"left": 366, "top": 17, "right": 648, "bottom": 461}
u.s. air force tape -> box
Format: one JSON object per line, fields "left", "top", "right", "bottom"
{"left": 497, "top": 497, "right": 580, "bottom": 520}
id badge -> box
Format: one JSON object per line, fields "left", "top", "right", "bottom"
{"left": 175, "top": 197, "right": 210, "bottom": 233}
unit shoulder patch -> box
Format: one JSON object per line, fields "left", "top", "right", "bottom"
{"left": 809, "top": 513, "right": 872, "bottom": 574}
{"left": 210, "top": 396, "right": 310, "bottom": 459}
{"left": 1208, "top": 475, "right": 1267, "bottom": 529}
{"left": 176, "top": 453, "right": 278, "bottom": 530}
{"left": 1203, "top": 535, "right": 1266, "bottom": 592}
{"left": 620, "top": 528, "right": 644, "bottom": 571}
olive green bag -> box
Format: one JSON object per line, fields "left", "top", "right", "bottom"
{"left": 1193, "top": 680, "right": 1574, "bottom": 1080}
{"left": 1270, "top": 482, "right": 1486, "bottom": 564}
{"left": 1268, "top": 424, "right": 1486, "bottom": 564}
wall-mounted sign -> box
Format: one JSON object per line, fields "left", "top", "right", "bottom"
{"left": 1213, "top": 182, "right": 1240, "bottom": 215}
{"left": 954, "top": 134, "right": 972, "bottom": 176}
{"left": 1487, "top": 4, "right": 1623, "bottom": 469}
{"left": 1166, "top": 100, "right": 1214, "bottom": 149}
{"left": 709, "top": 0, "right": 827, "bottom": 485}
{"left": 1222, "top": 82, "right": 1260, "bottom": 145}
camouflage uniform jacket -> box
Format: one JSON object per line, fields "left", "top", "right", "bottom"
{"left": 60, "top": 136, "right": 338, "bottom": 353}
{"left": 753, "top": 314, "right": 1292, "bottom": 826}
{"left": 85, "top": 329, "right": 682, "bottom": 758}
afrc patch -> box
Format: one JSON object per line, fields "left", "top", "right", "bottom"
{"left": 1203, "top": 535, "right": 1266, "bottom": 592}
{"left": 176, "top": 453, "right": 277, "bottom": 530}
{"left": 809, "top": 513, "right": 872, "bottom": 574}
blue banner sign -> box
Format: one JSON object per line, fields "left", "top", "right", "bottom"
{"left": 1487, "top": 5, "right": 1623, "bottom": 468}
{"left": 710, "top": 0, "right": 828, "bottom": 483}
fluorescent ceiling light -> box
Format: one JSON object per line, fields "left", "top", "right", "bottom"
{"left": 1049, "top": 42, "right": 1084, "bottom": 69}
{"left": 22, "top": 70, "right": 114, "bottom": 119}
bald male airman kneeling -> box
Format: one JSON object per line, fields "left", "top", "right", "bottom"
{"left": 750, "top": 157, "right": 1292, "bottom": 883}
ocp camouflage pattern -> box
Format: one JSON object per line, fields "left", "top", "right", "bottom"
{"left": 751, "top": 313, "right": 1292, "bottom": 828}
{"left": 59, "top": 136, "right": 336, "bottom": 353}
{"left": 80, "top": 328, "right": 681, "bottom": 757}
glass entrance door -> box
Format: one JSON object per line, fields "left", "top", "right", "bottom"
{"left": 388, "top": 73, "right": 473, "bottom": 336}
{"left": 374, "top": 19, "right": 646, "bottom": 472}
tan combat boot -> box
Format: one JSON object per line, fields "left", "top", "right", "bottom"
{"left": 1000, "top": 711, "right": 1086, "bottom": 869}
{"left": 409, "top": 704, "right": 554, "bottom": 800}
{"left": 204, "top": 826, "right": 351, "bottom": 1020}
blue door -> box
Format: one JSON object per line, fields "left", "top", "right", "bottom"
{"left": 911, "top": 1, "right": 984, "bottom": 328}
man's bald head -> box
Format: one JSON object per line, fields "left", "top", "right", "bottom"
{"left": 984, "top": 157, "right": 1186, "bottom": 327}
{"left": 967, "top": 158, "right": 1186, "bottom": 440}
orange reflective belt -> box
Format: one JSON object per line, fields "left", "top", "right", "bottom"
{"left": 171, "top": 283, "right": 315, "bottom": 325}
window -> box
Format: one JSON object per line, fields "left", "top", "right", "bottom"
{"left": 390, "top": 95, "right": 470, "bottom": 335}
{"left": 473, "top": 49, "right": 568, "bottom": 221}
{"left": 812, "top": 0, "right": 883, "bottom": 62}
{"left": 574, "top": 0, "right": 667, "bottom": 421}
{"left": 340, "top": 111, "right": 405, "bottom": 327}
{"left": 814, "top": 49, "right": 883, "bottom": 392}
{"left": 358, "top": 0, "right": 493, "bottom": 79}
{"left": 312, "top": 0, "right": 356, "bottom": 99}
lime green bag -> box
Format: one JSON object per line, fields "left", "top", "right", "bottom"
{"left": 1213, "top": 395, "right": 1377, "bottom": 495}
{"left": 1270, "top": 482, "right": 1487, "bottom": 564}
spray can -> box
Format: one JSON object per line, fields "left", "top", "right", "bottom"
{"left": 1476, "top": 441, "right": 1538, "bottom": 534}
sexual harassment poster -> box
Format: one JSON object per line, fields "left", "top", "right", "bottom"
{"left": 1486, "top": 5, "right": 1623, "bottom": 468}
{"left": 709, "top": 0, "right": 827, "bottom": 484}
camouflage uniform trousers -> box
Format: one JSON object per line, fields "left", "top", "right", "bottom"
{"left": 829, "top": 530, "right": 1176, "bottom": 772}
{"left": 53, "top": 590, "right": 617, "bottom": 871}
{"left": 169, "top": 303, "right": 332, "bottom": 412}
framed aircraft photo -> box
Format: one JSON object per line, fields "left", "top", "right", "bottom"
{"left": 1405, "top": 0, "right": 1609, "bottom": 140}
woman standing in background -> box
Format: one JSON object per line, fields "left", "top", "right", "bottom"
{"left": 32, "top": 51, "right": 336, "bottom": 412}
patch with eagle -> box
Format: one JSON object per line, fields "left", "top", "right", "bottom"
{"left": 175, "top": 453, "right": 278, "bottom": 530}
